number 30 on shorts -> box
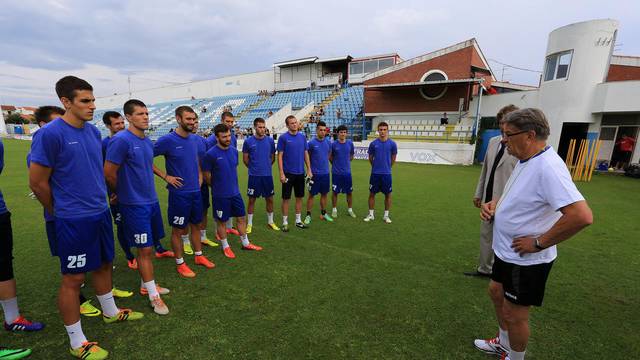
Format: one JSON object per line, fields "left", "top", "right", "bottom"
{"left": 134, "top": 233, "right": 148, "bottom": 244}
{"left": 67, "top": 254, "right": 87, "bottom": 269}
{"left": 173, "top": 216, "right": 185, "bottom": 225}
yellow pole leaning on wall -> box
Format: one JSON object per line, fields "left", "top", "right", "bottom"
{"left": 572, "top": 139, "right": 585, "bottom": 180}
{"left": 565, "top": 139, "right": 575, "bottom": 169}
{"left": 586, "top": 140, "right": 602, "bottom": 182}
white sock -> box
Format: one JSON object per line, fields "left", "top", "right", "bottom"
{"left": 220, "top": 238, "right": 229, "bottom": 249}
{"left": 369, "top": 209, "right": 374, "bottom": 217}
{"left": 509, "top": 350, "right": 525, "bottom": 360}
{"left": 0, "top": 297, "right": 20, "bottom": 324}
{"left": 267, "top": 212, "right": 274, "bottom": 224}
{"left": 181, "top": 235, "right": 189, "bottom": 244}
{"left": 65, "top": 320, "right": 88, "bottom": 349}
{"left": 200, "top": 230, "right": 207, "bottom": 239}
{"left": 282, "top": 216, "right": 288, "bottom": 225}
{"left": 143, "top": 280, "right": 159, "bottom": 299}
{"left": 295, "top": 213, "right": 301, "bottom": 223}
{"left": 384, "top": 210, "right": 389, "bottom": 218}
{"left": 194, "top": 251, "right": 202, "bottom": 256}
{"left": 96, "top": 292, "right": 119, "bottom": 318}
{"left": 241, "top": 234, "right": 250, "bottom": 247}
{"left": 332, "top": 207, "right": 337, "bottom": 212}
{"left": 226, "top": 219, "right": 233, "bottom": 229}
{"left": 175, "top": 257, "right": 185, "bottom": 265}
{"left": 499, "top": 328, "right": 511, "bottom": 350}
{"left": 248, "top": 214, "right": 254, "bottom": 225}
{"left": 348, "top": 207, "right": 353, "bottom": 213}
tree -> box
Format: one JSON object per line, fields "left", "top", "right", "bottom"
{"left": 4, "top": 113, "right": 31, "bottom": 124}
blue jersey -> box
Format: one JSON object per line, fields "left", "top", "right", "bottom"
{"left": 206, "top": 129, "right": 237, "bottom": 150}
{"left": 308, "top": 137, "right": 331, "bottom": 175}
{"left": 154, "top": 131, "right": 201, "bottom": 193}
{"left": 277, "top": 131, "right": 308, "bottom": 175}
{"left": 101, "top": 136, "right": 111, "bottom": 161}
{"left": 242, "top": 135, "right": 275, "bottom": 177}
{"left": 0, "top": 140, "right": 7, "bottom": 214}
{"left": 368, "top": 138, "right": 397, "bottom": 175}
{"left": 331, "top": 140, "right": 354, "bottom": 175}
{"left": 196, "top": 135, "right": 207, "bottom": 165}
{"left": 29, "top": 118, "right": 108, "bottom": 219}
{"left": 26, "top": 131, "right": 54, "bottom": 221}
{"left": 203, "top": 145, "right": 240, "bottom": 198}
{"left": 105, "top": 130, "right": 158, "bottom": 205}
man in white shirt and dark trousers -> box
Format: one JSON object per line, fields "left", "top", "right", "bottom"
{"left": 466, "top": 105, "right": 519, "bottom": 277}
{"left": 474, "top": 108, "right": 593, "bottom": 360}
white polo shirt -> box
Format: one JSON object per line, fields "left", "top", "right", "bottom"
{"left": 493, "top": 147, "right": 584, "bottom": 266}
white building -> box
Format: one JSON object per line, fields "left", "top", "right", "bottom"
{"left": 478, "top": 19, "right": 640, "bottom": 165}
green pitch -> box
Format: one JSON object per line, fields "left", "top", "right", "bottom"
{"left": 0, "top": 138, "right": 638, "bottom": 359}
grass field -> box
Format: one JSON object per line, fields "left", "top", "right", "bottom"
{"left": 0, "top": 138, "right": 638, "bottom": 359}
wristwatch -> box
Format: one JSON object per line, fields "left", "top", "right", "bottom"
{"left": 534, "top": 237, "right": 546, "bottom": 250}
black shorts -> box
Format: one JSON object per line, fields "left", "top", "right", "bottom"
{"left": 491, "top": 254, "right": 554, "bottom": 307}
{"left": 282, "top": 173, "right": 305, "bottom": 199}
{"left": 0, "top": 212, "right": 14, "bottom": 281}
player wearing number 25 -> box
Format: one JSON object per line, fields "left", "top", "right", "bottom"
{"left": 105, "top": 99, "right": 170, "bottom": 315}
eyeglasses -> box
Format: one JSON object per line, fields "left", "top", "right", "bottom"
{"left": 502, "top": 130, "right": 529, "bottom": 139}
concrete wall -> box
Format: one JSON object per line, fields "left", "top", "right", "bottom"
{"left": 592, "top": 81, "right": 640, "bottom": 113}
{"left": 95, "top": 70, "right": 274, "bottom": 109}
{"left": 0, "top": 107, "right": 6, "bottom": 135}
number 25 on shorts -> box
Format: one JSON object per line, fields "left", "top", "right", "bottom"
{"left": 67, "top": 254, "right": 87, "bottom": 269}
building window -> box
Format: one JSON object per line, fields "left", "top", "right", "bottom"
{"left": 379, "top": 58, "right": 394, "bottom": 70}
{"left": 363, "top": 60, "right": 378, "bottom": 74}
{"left": 349, "top": 62, "right": 363, "bottom": 75}
{"left": 544, "top": 50, "right": 573, "bottom": 81}
{"left": 419, "top": 70, "right": 448, "bottom": 100}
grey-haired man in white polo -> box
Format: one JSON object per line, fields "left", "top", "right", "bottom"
{"left": 473, "top": 108, "right": 593, "bottom": 360}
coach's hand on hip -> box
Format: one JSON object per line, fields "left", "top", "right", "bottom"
{"left": 511, "top": 236, "right": 540, "bottom": 256}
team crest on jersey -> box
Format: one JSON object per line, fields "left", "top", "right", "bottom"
{"left": 216, "top": 210, "right": 223, "bottom": 218}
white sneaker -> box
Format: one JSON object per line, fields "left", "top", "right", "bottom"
{"left": 331, "top": 209, "right": 338, "bottom": 218}
{"left": 363, "top": 215, "right": 374, "bottom": 222}
{"left": 150, "top": 295, "right": 169, "bottom": 315}
{"left": 383, "top": 216, "right": 392, "bottom": 224}
{"left": 473, "top": 335, "right": 508, "bottom": 355}
{"left": 348, "top": 210, "right": 356, "bottom": 218}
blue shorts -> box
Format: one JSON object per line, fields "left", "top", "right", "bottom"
{"left": 109, "top": 204, "right": 122, "bottom": 225}
{"left": 168, "top": 191, "right": 204, "bottom": 229}
{"left": 369, "top": 174, "right": 393, "bottom": 194}
{"left": 247, "top": 175, "right": 275, "bottom": 198}
{"left": 45, "top": 221, "right": 56, "bottom": 256}
{"left": 212, "top": 194, "right": 246, "bottom": 222}
{"left": 332, "top": 173, "right": 353, "bottom": 194}
{"left": 309, "top": 174, "right": 330, "bottom": 196}
{"left": 120, "top": 202, "right": 165, "bottom": 248}
{"left": 201, "top": 183, "right": 210, "bottom": 210}
{"left": 54, "top": 210, "right": 114, "bottom": 274}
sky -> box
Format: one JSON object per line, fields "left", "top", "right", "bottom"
{"left": 1, "top": 0, "right": 639, "bottom": 106}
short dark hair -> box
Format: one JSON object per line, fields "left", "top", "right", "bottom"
{"left": 336, "top": 125, "right": 348, "bottom": 132}
{"left": 102, "top": 111, "right": 122, "bottom": 126}
{"left": 123, "top": 99, "right": 146, "bottom": 116}
{"left": 316, "top": 120, "right": 327, "bottom": 128}
{"left": 377, "top": 122, "right": 389, "bottom": 129}
{"left": 214, "top": 123, "right": 230, "bottom": 137}
{"left": 285, "top": 115, "right": 296, "bottom": 125}
{"left": 175, "top": 105, "right": 196, "bottom": 118}
{"left": 34, "top": 106, "right": 64, "bottom": 124}
{"left": 221, "top": 111, "right": 234, "bottom": 121}
{"left": 55, "top": 76, "right": 93, "bottom": 101}
{"left": 503, "top": 108, "right": 550, "bottom": 140}
{"left": 253, "top": 117, "right": 265, "bottom": 127}
{"left": 497, "top": 104, "right": 519, "bottom": 123}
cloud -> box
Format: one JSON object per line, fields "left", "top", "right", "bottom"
{"left": 0, "top": 0, "right": 639, "bottom": 106}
